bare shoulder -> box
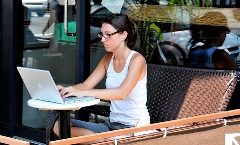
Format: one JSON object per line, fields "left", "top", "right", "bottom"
{"left": 130, "top": 51, "right": 146, "bottom": 64}
{"left": 128, "top": 51, "right": 146, "bottom": 80}
{"left": 129, "top": 51, "right": 146, "bottom": 70}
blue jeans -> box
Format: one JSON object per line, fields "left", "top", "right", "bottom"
{"left": 71, "top": 119, "right": 134, "bottom": 133}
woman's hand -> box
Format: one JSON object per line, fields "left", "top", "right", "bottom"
{"left": 57, "top": 85, "right": 65, "bottom": 92}
{"left": 59, "top": 86, "right": 83, "bottom": 98}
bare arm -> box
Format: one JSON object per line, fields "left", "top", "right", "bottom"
{"left": 61, "top": 53, "right": 146, "bottom": 101}
{"left": 59, "top": 53, "right": 111, "bottom": 95}
{"left": 74, "top": 53, "right": 111, "bottom": 90}
{"left": 42, "top": 10, "right": 56, "bottom": 34}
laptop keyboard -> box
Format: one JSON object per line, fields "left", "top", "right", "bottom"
{"left": 63, "top": 96, "right": 95, "bottom": 104}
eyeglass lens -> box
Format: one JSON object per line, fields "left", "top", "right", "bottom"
{"left": 98, "top": 31, "right": 119, "bottom": 39}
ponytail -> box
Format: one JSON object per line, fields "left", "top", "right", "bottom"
{"left": 126, "top": 17, "right": 138, "bottom": 48}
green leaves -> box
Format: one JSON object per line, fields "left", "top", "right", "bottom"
{"left": 168, "top": 0, "right": 211, "bottom": 7}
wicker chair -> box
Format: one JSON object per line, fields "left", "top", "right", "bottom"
{"left": 45, "top": 64, "right": 238, "bottom": 144}
{"left": 176, "top": 68, "right": 237, "bottom": 120}
{"left": 147, "top": 64, "right": 237, "bottom": 123}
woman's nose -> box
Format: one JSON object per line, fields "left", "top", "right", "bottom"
{"left": 101, "top": 37, "right": 106, "bottom": 42}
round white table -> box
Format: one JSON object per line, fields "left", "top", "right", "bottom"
{"left": 28, "top": 98, "right": 100, "bottom": 139}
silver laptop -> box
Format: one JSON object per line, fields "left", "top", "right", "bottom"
{"left": 17, "top": 67, "right": 95, "bottom": 104}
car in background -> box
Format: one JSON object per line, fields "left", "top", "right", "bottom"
{"left": 22, "top": 0, "right": 50, "bottom": 17}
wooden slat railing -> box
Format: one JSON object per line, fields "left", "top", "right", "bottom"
{"left": 49, "top": 109, "right": 240, "bottom": 145}
{"left": 0, "top": 135, "right": 30, "bottom": 145}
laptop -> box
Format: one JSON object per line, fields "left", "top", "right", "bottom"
{"left": 17, "top": 67, "right": 95, "bottom": 104}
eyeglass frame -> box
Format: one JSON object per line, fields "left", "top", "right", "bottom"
{"left": 97, "top": 31, "right": 120, "bottom": 39}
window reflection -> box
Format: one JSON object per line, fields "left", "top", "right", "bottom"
{"left": 21, "top": 0, "right": 77, "bottom": 128}
{"left": 90, "top": 1, "right": 240, "bottom": 89}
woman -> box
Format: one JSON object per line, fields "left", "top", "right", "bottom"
{"left": 55, "top": 14, "right": 150, "bottom": 137}
{"left": 187, "top": 12, "right": 237, "bottom": 69}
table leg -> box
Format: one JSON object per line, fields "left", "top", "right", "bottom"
{"left": 59, "top": 110, "right": 71, "bottom": 139}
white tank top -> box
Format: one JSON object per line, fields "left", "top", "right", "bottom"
{"left": 106, "top": 50, "right": 150, "bottom": 126}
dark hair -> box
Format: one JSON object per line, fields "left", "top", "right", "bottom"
{"left": 101, "top": 14, "right": 138, "bottom": 48}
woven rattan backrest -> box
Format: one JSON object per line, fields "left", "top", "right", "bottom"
{"left": 146, "top": 64, "right": 238, "bottom": 123}
{"left": 176, "top": 69, "right": 237, "bottom": 119}
{"left": 147, "top": 64, "right": 191, "bottom": 123}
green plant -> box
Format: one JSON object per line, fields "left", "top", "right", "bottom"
{"left": 137, "top": 22, "right": 163, "bottom": 62}
{"left": 168, "top": 0, "right": 211, "bottom": 7}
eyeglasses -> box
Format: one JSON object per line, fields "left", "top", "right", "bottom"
{"left": 97, "top": 31, "right": 120, "bottom": 39}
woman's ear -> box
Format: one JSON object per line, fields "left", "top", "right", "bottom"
{"left": 121, "top": 31, "right": 128, "bottom": 40}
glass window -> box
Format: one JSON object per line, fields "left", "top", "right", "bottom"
{"left": 90, "top": 0, "right": 240, "bottom": 69}
{"left": 89, "top": 0, "right": 240, "bottom": 116}
{"left": 21, "top": 0, "right": 77, "bottom": 128}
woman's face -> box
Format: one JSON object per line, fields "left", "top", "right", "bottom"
{"left": 100, "top": 23, "right": 123, "bottom": 52}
